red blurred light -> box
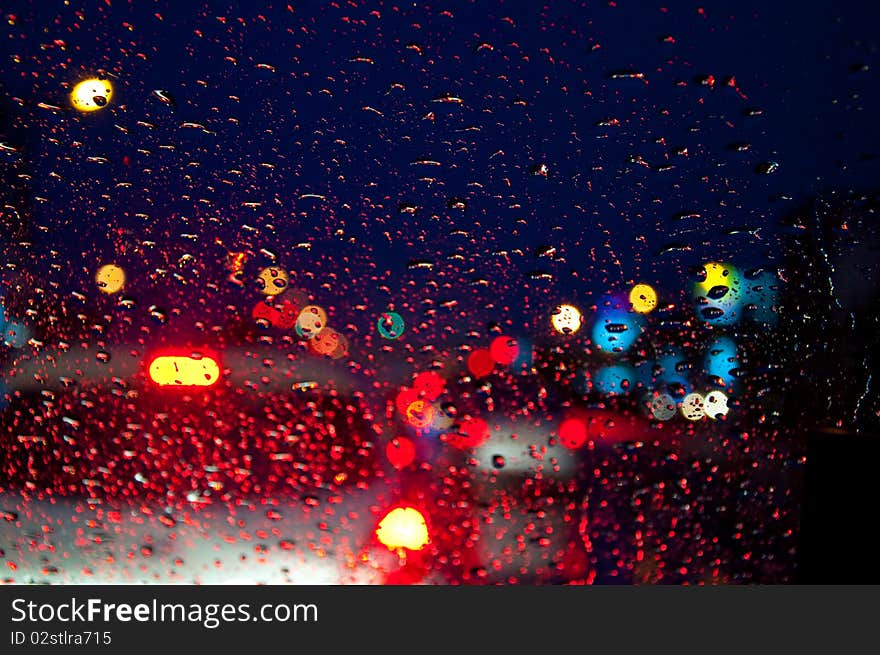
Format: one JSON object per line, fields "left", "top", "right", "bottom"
{"left": 412, "top": 371, "right": 446, "bottom": 401}
{"left": 395, "top": 387, "right": 420, "bottom": 415}
{"left": 467, "top": 349, "right": 494, "bottom": 378}
{"left": 386, "top": 437, "right": 416, "bottom": 469}
{"left": 446, "top": 416, "right": 490, "bottom": 450}
{"left": 252, "top": 299, "right": 299, "bottom": 328}
{"left": 559, "top": 417, "right": 588, "bottom": 449}
{"left": 489, "top": 336, "right": 519, "bottom": 365}
{"left": 148, "top": 354, "right": 220, "bottom": 387}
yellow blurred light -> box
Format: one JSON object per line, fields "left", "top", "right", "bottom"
{"left": 95, "top": 264, "right": 125, "bottom": 294}
{"left": 629, "top": 283, "right": 657, "bottom": 314}
{"left": 148, "top": 355, "right": 220, "bottom": 387}
{"left": 694, "top": 262, "right": 739, "bottom": 295}
{"left": 551, "top": 304, "right": 582, "bottom": 334}
{"left": 71, "top": 78, "right": 113, "bottom": 112}
{"left": 376, "top": 507, "right": 429, "bottom": 551}
{"left": 257, "top": 266, "right": 289, "bottom": 296}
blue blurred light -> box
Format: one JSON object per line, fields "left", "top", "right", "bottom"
{"left": 510, "top": 337, "right": 534, "bottom": 373}
{"left": 377, "top": 312, "right": 405, "bottom": 339}
{"left": 592, "top": 294, "right": 645, "bottom": 354}
{"left": 2, "top": 321, "right": 29, "bottom": 349}
{"left": 594, "top": 364, "right": 636, "bottom": 395}
{"left": 655, "top": 347, "right": 692, "bottom": 396}
{"left": 704, "top": 336, "right": 739, "bottom": 388}
{"left": 692, "top": 263, "right": 744, "bottom": 326}
{"left": 632, "top": 359, "right": 655, "bottom": 390}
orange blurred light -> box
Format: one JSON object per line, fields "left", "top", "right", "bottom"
{"left": 148, "top": 355, "right": 220, "bottom": 387}
{"left": 405, "top": 399, "right": 434, "bottom": 429}
{"left": 376, "top": 507, "right": 429, "bottom": 551}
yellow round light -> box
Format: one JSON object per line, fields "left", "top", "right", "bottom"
{"left": 629, "top": 283, "right": 657, "bottom": 314}
{"left": 376, "top": 507, "right": 429, "bottom": 551}
{"left": 551, "top": 304, "right": 583, "bottom": 335}
{"left": 694, "top": 262, "right": 740, "bottom": 296}
{"left": 71, "top": 78, "right": 113, "bottom": 112}
{"left": 95, "top": 264, "right": 126, "bottom": 294}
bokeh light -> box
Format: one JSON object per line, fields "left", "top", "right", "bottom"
{"left": 693, "top": 262, "right": 744, "bottom": 326}
{"left": 70, "top": 78, "right": 113, "bottom": 112}
{"left": 490, "top": 336, "right": 520, "bottom": 366}
{"left": 704, "top": 391, "right": 730, "bottom": 419}
{"left": 2, "top": 321, "right": 29, "bottom": 349}
{"left": 593, "top": 364, "right": 636, "bottom": 395}
{"left": 376, "top": 507, "right": 429, "bottom": 552}
{"left": 309, "top": 327, "right": 343, "bottom": 357}
{"left": 558, "top": 417, "right": 588, "bottom": 449}
{"left": 95, "top": 264, "right": 126, "bottom": 294}
{"left": 404, "top": 399, "right": 434, "bottom": 429}
{"left": 704, "top": 337, "right": 739, "bottom": 388}
{"left": 295, "top": 305, "right": 327, "bottom": 339}
{"left": 629, "top": 283, "right": 658, "bottom": 314}
{"left": 646, "top": 392, "right": 676, "bottom": 421}
{"left": 386, "top": 437, "right": 416, "bottom": 470}
{"left": 467, "top": 349, "right": 494, "bottom": 378}
{"left": 550, "top": 304, "right": 583, "bottom": 335}
{"left": 445, "top": 417, "right": 490, "bottom": 450}
{"left": 592, "top": 308, "right": 644, "bottom": 354}
{"left": 413, "top": 371, "right": 446, "bottom": 400}
{"left": 148, "top": 355, "right": 220, "bottom": 387}
{"left": 681, "top": 393, "right": 706, "bottom": 421}
{"left": 256, "top": 266, "right": 289, "bottom": 296}
{"left": 377, "top": 312, "right": 405, "bottom": 339}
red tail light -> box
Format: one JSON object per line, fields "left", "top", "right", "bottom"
{"left": 148, "top": 354, "right": 220, "bottom": 387}
{"left": 376, "top": 507, "right": 430, "bottom": 552}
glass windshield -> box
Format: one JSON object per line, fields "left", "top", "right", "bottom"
{"left": 2, "top": 1, "right": 878, "bottom": 584}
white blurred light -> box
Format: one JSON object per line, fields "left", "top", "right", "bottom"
{"left": 649, "top": 392, "right": 676, "bottom": 421}
{"left": 680, "top": 393, "right": 706, "bottom": 421}
{"left": 703, "top": 391, "right": 730, "bottom": 419}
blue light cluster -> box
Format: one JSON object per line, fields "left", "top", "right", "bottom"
{"left": 592, "top": 294, "right": 645, "bottom": 354}
{"left": 593, "top": 365, "right": 636, "bottom": 395}
{"left": 703, "top": 337, "right": 739, "bottom": 389}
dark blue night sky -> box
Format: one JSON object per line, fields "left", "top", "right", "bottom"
{"left": 3, "top": 0, "right": 879, "bottom": 339}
